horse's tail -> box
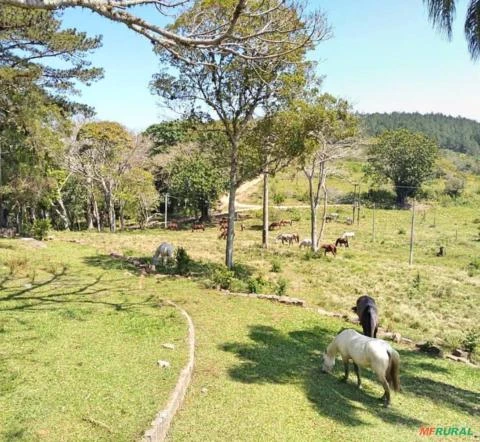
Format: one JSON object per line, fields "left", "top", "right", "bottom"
{"left": 386, "top": 348, "right": 401, "bottom": 392}
{"left": 333, "top": 245, "right": 337, "bottom": 255}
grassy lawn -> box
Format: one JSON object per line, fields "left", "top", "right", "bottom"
{"left": 0, "top": 238, "right": 189, "bottom": 442}
{"left": 1, "top": 217, "right": 479, "bottom": 441}
{"left": 166, "top": 292, "right": 479, "bottom": 442}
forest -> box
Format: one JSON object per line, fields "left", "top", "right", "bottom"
{"left": 362, "top": 112, "right": 480, "bottom": 156}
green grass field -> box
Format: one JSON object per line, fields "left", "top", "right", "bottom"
{"left": 1, "top": 195, "right": 479, "bottom": 441}
{"left": 0, "top": 238, "right": 189, "bottom": 441}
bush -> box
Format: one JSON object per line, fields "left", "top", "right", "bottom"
{"left": 273, "top": 192, "right": 286, "bottom": 205}
{"left": 270, "top": 259, "right": 282, "bottom": 273}
{"left": 247, "top": 275, "right": 267, "bottom": 294}
{"left": 32, "top": 219, "right": 51, "bottom": 240}
{"left": 462, "top": 329, "right": 480, "bottom": 353}
{"left": 175, "top": 247, "right": 192, "bottom": 275}
{"left": 285, "top": 207, "right": 301, "bottom": 222}
{"left": 444, "top": 175, "right": 465, "bottom": 198}
{"left": 211, "top": 267, "right": 235, "bottom": 290}
{"left": 275, "top": 277, "right": 288, "bottom": 296}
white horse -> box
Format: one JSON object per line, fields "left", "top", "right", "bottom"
{"left": 342, "top": 231, "right": 355, "bottom": 239}
{"left": 322, "top": 329, "right": 400, "bottom": 407}
{"left": 152, "top": 242, "right": 175, "bottom": 266}
{"left": 299, "top": 238, "right": 312, "bottom": 248}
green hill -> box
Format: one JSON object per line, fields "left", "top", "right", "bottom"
{"left": 361, "top": 112, "right": 480, "bottom": 156}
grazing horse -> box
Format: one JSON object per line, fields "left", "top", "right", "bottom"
{"left": 167, "top": 221, "right": 179, "bottom": 230}
{"left": 152, "top": 242, "right": 175, "bottom": 266}
{"left": 192, "top": 222, "right": 205, "bottom": 232}
{"left": 326, "top": 213, "right": 339, "bottom": 223}
{"left": 322, "top": 329, "right": 401, "bottom": 407}
{"left": 276, "top": 233, "right": 299, "bottom": 245}
{"left": 269, "top": 222, "right": 281, "bottom": 231}
{"left": 352, "top": 295, "right": 379, "bottom": 338}
{"left": 335, "top": 237, "right": 349, "bottom": 248}
{"left": 279, "top": 219, "right": 293, "bottom": 226}
{"left": 299, "top": 238, "right": 312, "bottom": 248}
{"left": 342, "top": 231, "right": 355, "bottom": 240}
{"left": 320, "top": 243, "right": 337, "bottom": 256}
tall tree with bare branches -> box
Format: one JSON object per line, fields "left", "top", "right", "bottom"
{"left": 151, "top": 1, "right": 329, "bottom": 268}
{"left": 289, "top": 95, "right": 359, "bottom": 251}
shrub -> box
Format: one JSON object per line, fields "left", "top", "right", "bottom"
{"left": 247, "top": 276, "right": 267, "bottom": 294}
{"left": 270, "top": 259, "right": 282, "bottom": 273}
{"left": 273, "top": 192, "right": 286, "bottom": 205}
{"left": 32, "top": 219, "right": 51, "bottom": 240}
{"left": 275, "top": 277, "right": 288, "bottom": 296}
{"left": 175, "top": 247, "right": 192, "bottom": 275}
{"left": 211, "top": 267, "right": 235, "bottom": 290}
{"left": 285, "top": 207, "right": 301, "bottom": 222}
{"left": 462, "top": 329, "right": 480, "bottom": 353}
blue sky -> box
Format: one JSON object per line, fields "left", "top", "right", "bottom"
{"left": 61, "top": 1, "right": 480, "bottom": 131}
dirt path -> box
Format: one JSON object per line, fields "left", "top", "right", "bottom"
{"left": 218, "top": 176, "right": 310, "bottom": 212}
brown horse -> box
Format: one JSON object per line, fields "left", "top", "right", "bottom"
{"left": 320, "top": 243, "right": 337, "bottom": 256}
{"left": 335, "top": 237, "right": 349, "bottom": 247}
{"left": 192, "top": 223, "right": 205, "bottom": 232}
{"left": 269, "top": 222, "right": 281, "bottom": 231}
{"left": 168, "top": 221, "right": 179, "bottom": 230}
{"left": 279, "top": 219, "right": 293, "bottom": 226}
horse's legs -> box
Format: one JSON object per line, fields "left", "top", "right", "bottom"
{"left": 342, "top": 358, "right": 349, "bottom": 381}
{"left": 353, "top": 363, "right": 361, "bottom": 388}
{"left": 379, "top": 378, "right": 391, "bottom": 407}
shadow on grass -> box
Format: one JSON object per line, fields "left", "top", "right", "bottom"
{"left": 82, "top": 253, "right": 255, "bottom": 282}
{"left": 221, "top": 325, "right": 480, "bottom": 426}
{"left": 0, "top": 267, "right": 160, "bottom": 313}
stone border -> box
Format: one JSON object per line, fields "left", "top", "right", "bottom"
{"left": 142, "top": 301, "right": 195, "bottom": 442}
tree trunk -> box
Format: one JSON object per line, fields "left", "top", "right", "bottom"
{"left": 92, "top": 192, "right": 101, "bottom": 232}
{"left": 86, "top": 187, "right": 94, "bottom": 230}
{"left": 199, "top": 199, "right": 211, "bottom": 222}
{"left": 225, "top": 139, "right": 239, "bottom": 269}
{"left": 307, "top": 176, "right": 318, "bottom": 252}
{"left": 56, "top": 193, "right": 70, "bottom": 230}
{"left": 262, "top": 171, "right": 269, "bottom": 248}
{"left": 119, "top": 204, "right": 125, "bottom": 231}
{"left": 317, "top": 166, "right": 328, "bottom": 246}
{"left": 108, "top": 196, "right": 115, "bottom": 232}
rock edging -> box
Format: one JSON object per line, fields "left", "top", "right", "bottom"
{"left": 142, "top": 301, "right": 195, "bottom": 442}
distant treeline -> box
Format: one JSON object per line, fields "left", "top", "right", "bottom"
{"left": 361, "top": 112, "right": 480, "bottom": 156}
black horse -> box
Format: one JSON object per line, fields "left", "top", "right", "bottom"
{"left": 352, "top": 295, "right": 379, "bottom": 338}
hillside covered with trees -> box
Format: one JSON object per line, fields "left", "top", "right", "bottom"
{"left": 361, "top": 112, "right": 480, "bottom": 156}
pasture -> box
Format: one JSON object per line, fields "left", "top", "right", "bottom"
{"left": 1, "top": 201, "right": 479, "bottom": 441}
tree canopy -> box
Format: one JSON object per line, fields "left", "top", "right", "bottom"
{"left": 365, "top": 129, "right": 439, "bottom": 206}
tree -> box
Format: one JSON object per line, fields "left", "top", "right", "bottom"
{"left": 0, "top": 0, "right": 324, "bottom": 64}
{"left": 365, "top": 129, "right": 439, "bottom": 206}
{"left": 151, "top": 2, "right": 328, "bottom": 268}
{"left": 292, "top": 95, "right": 358, "bottom": 250}
{"left": 169, "top": 153, "right": 228, "bottom": 221}
{"left": 424, "top": 0, "right": 480, "bottom": 60}
{"left": 246, "top": 111, "right": 305, "bottom": 248}
{"left": 72, "top": 122, "right": 151, "bottom": 232}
